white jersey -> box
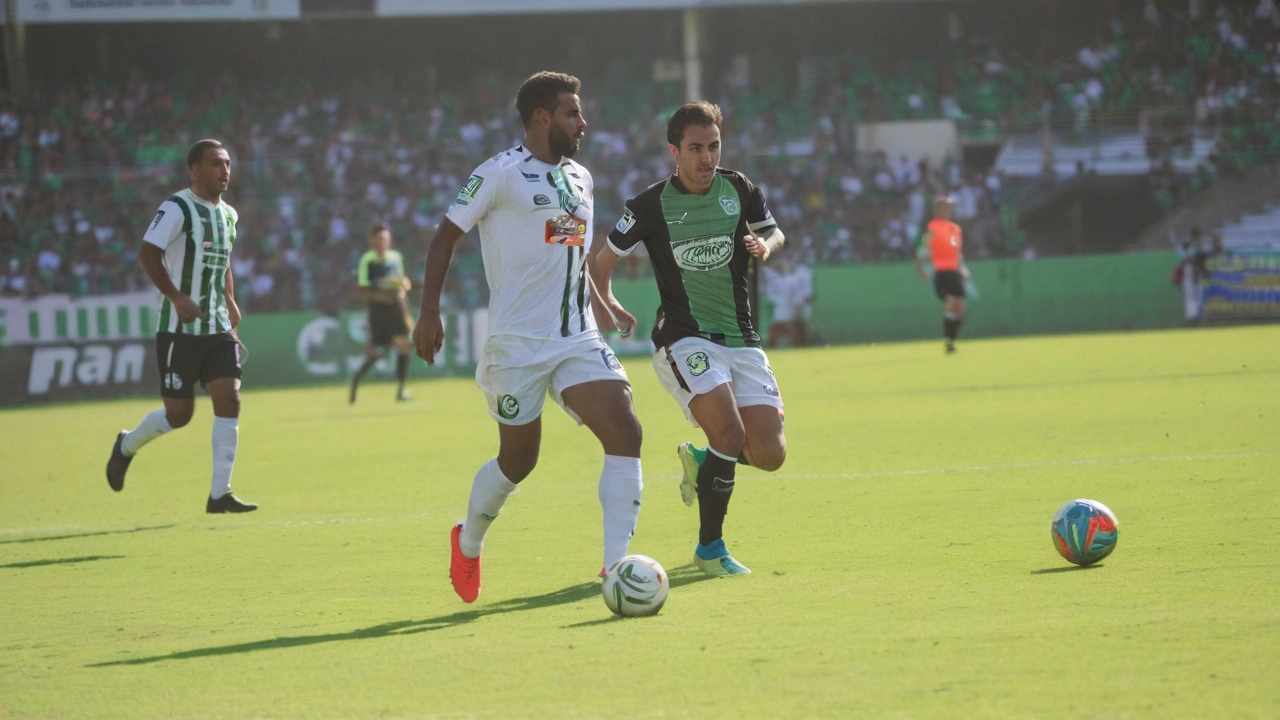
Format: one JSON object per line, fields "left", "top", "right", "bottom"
{"left": 143, "top": 188, "right": 238, "bottom": 335}
{"left": 446, "top": 144, "right": 596, "bottom": 339}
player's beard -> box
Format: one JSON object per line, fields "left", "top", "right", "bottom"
{"left": 549, "top": 124, "right": 579, "bottom": 160}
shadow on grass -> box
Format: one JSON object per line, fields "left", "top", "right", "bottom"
{"left": 87, "top": 581, "right": 603, "bottom": 668}
{"left": 559, "top": 564, "right": 720, "bottom": 629}
{"left": 1, "top": 554, "right": 126, "bottom": 569}
{"left": 0, "top": 524, "right": 176, "bottom": 546}
{"left": 1030, "top": 564, "right": 1104, "bottom": 575}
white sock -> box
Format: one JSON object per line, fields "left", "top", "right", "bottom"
{"left": 459, "top": 458, "right": 517, "bottom": 559}
{"left": 599, "top": 454, "right": 643, "bottom": 571}
{"left": 210, "top": 416, "right": 238, "bottom": 500}
{"left": 121, "top": 409, "right": 174, "bottom": 457}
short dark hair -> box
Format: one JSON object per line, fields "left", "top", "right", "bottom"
{"left": 368, "top": 222, "right": 390, "bottom": 237}
{"left": 515, "top": 72, "right": 581, "bottom": 129}
{"left": 667, "top": 102, "right": 723, "bottom": 147}
{"left": 186, "top": 139, "right": 225, "bottom": 169}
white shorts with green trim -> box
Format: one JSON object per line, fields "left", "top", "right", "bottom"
{"left": 651, "top": 336, "right": 784, "bottom": 428}
{"left": 477, "top": 332, "right": 628, "bottom": 426}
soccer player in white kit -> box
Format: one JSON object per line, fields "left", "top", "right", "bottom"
{"left": 412, "top": 72, "right": 644, "bottom": 603}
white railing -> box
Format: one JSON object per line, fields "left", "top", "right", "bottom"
{"left": 0, "top": 291, "right": 157, "bottom": 346}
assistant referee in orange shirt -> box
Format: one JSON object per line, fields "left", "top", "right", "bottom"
{"left": 915, "top": 196, "right": 969, "bottom": 354}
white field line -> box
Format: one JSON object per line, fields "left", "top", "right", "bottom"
{"left": 647, "top": 450, "right": 1278, "bottom": 481}
{"left": 2, "top": 452, "right": 1273, "bottom": 536}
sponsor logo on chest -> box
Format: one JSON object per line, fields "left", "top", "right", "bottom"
{"left": 671, "top": 234, "right": 734, "bottom": 272}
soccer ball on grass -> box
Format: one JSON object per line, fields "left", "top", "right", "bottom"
{"left": 1051, "top": 498, "right": 1118, "bottom": 566}
{"left": 602, "top": 555, "right": 669, "bottom": 617}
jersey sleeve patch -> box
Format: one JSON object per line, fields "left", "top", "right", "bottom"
{"left": 616, "top": 209, "right": 637, "bottom": 235}
{"left": 143, "top": 200, "right": 185, "bottom": 249}
{"left": 607, "top": 200, "right": 646, "bottom": 256}
{"left": 455, "top": 175, "right": 484, "bottom": 206}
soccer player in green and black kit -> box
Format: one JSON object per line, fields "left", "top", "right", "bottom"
{"left": 588, "top": 102, "right": 787, "bottom": 576}
{"left": 105, "top": 139, "right": 256, "bottom": 513}
{"left": 349, "top": 222, "right": 414, "bottom": 403}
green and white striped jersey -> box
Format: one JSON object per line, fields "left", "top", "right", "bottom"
{"left": 143, "top": 188, "right": 238, "bottom": 335}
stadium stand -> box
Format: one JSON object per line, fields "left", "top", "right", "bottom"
{"left": 2, "top": 0, "right": 1278, "bottom": 309}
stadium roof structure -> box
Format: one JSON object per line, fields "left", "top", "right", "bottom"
{"left": 0, "top": 0, "right": 956, "bottom": 24}
{"left": 376, "top": 0, "right": 942, "bottom": 16}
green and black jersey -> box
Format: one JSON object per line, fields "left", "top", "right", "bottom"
{"left": 142, "top": 188, "right": 238, "bottom": 335}
{"left": 607, "top": 168, "right": 777, "bottom": 349}
{"left": 357, "top": 249, "right": 407, "bottom": 301}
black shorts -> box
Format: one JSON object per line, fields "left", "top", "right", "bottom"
{"left": 156, "top": 332, "right": 242, "bottom": 399}
{"left": 367, "top": 303, "right": 410, "bottom": 346}
{"left": 933, "top": 270, "right": 965, "bottom": 300}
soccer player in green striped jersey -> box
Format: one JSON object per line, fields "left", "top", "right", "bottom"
{"left": 105, "top": 139, "right": 257, "bottom": 514}
{"left": 590, "top": 102, "right": 788, "bottom": 576}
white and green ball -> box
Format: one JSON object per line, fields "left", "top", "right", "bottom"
{"left": 602, "top": 555, "right": 669, "bottom": 617}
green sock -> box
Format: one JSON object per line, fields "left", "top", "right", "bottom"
{"left": 691, "top": 446, "right": 708, "bottom": 465}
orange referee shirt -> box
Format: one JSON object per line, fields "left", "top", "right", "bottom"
{"left": 927, "top": 219, "right": 962, "bottom": 271}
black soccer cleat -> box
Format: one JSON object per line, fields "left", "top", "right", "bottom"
{"left": 206, "top": 492, "right": 258, "bottom": 514}
{"left": 945, "top": 342, "right": 957, "bottom": 354}
{"left": 106, "top": 430, "right": 132, "bottom": 492}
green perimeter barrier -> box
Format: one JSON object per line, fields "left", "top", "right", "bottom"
{"left": 810, "top": 251, "right": 1184, "bottom": 344}
{"left": 185, "top": 252, "right": 1189, "bottom": 390}
{"left": 235, "top": 309, "right": 484, "bottom": 387}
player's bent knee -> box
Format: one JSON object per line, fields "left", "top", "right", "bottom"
{"left": 497, "top": 449, "right": 539, "bottom": 483}
{"left": 608, "top": 413, "right": 643, "bottom": 455}
{"left": 753, "top": 446, "right": 786, "bottom": 472}
{"left": 706, "top": 421, "right": 746, "bottom": 456}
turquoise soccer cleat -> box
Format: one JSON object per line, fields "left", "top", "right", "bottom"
{"left": 694, "top": 538, "right": 751, "bottom": 576}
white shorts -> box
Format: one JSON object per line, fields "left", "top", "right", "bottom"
{"left": 477, "top": 332, "right": 629, "bottom": 426}
{"left": 651, "top": 336, "right": 783, "bottom": 428}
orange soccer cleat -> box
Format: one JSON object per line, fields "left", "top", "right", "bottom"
{"left": 449, "top": 522, "right": 481, "bottom": 603}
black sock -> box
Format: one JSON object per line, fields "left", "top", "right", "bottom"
{"left": 737, "top": 452, "right": 751, "bottom": 467}
{"left": 944, "top": 317, "right": 960, "bottom": 341}
{"left": 352, "top": 356, "right": 377, "bottom": 384}
{"left": 395, "top": 353, "right": 409, "bottom": 389}
{"left": 696, "top": 449, "right": 738, "bottom": 547}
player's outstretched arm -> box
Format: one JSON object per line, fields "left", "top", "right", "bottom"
{"left": 586, "top": 238, "right": 637, "bottom": 336}
{"left": 412, "top": 218, "right": 466, "bottom": 365}
{"left": 139, "top": 243, "right": 203, "bottom": 324}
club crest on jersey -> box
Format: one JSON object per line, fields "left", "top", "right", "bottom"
{"left": 686, "top": 352, "right": 710, "bottom": 376}
{"left": 534, "top": 194, "right": 551, "bottom": 206}
{"left": 456, "top": 175, "right": 484, "bottom": 206}
{"left": 671, "top": 234, "right": 733, "bottom": 272}
{"left": 718, "top": 195, "right": 739, "bottom": 216}
{"left": 616, "top": 210, "right": 636, "bottom": 234}
{"left": 498, "top": 394, "right": 520, "bottom": 419}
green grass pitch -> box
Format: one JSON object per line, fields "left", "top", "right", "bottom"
{"left": 2, "top": 326, "right": 1278, "bottom": 719}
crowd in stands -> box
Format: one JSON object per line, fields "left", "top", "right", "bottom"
{"left": 2, "top": 0, "right": 1278, "bottom": 311}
